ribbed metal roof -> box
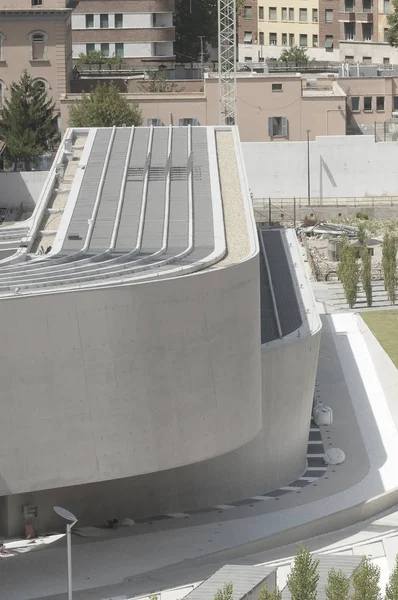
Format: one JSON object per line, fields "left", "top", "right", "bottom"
{"left": 184, "top": 565, "right": 275, "bottom": 600}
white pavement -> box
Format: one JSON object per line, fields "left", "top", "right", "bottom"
{"left": 1, "top": 311, "right": 398, "bottom": 600}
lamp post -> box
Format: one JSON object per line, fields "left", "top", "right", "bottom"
{"left": 306, "top": 129, "right": 311, "bottom": 206}
{"left": 53, "top": 506, "right": 78, "bottom": 600}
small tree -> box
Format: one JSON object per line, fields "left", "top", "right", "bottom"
{"left": 287, "top": 545, "right": 319, "bottom": 600}
{"left": 360, "top": 243, "right": 372, "bottom": 307}
{"left": 138, "top": 71, "right": 185, "bottom": 93}
{"left": 386, "top": 554, "right": 398, "bottom": 600}
{"left": 386, "top": 0, "right": 398, "bottom": 46}
{"left": 214, "top": 582, "right": 233, "bottom": 600}
{"left": 325, "top": 569, "right": 350, "bottom": 600}
{"left": 382, "top": 232, "right": 398, "bottom": 305}
{"left": 68, "top": 83, "right": 142, "bottom": 128}
{"left": 352, "top": 556, "right": 381, "bottom": 600}
{"left": 77, "top": 51, "right": 123, "bottom": 66}
{"left": 259, "top": 583, "right": 282, "bottom": 600}
{"left": 0, "top": 70, "right": 57, "bottom": 170}
{"left": 338, "top": 236, "right": 359, "bottom": 308}
{"left": 280, "top": 46, "right": 310, "bottom": 63}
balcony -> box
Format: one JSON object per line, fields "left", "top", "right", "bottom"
{"left": 339, "top": 11, "right": 356, "bottom": 21}
{"left": 356, "top": 11, "right": 373, "bottom": 21}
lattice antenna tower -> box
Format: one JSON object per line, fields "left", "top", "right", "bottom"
{"left": 218, "top": 0, "right": 237, "bottom": 125}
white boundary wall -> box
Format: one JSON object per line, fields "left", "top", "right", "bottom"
{"left": 0, "top": 172, "right": 48, "bottom": 211}
{"left": 242, "top": 136, "right": 398, "bottom": 200}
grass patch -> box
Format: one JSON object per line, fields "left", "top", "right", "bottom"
{"left": 361, "top": 310, "right": 398, "bottom": 368}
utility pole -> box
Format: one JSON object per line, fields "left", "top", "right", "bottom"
{"left": 307, "top": 129, "right": 311, "bottom": 206}
{"left": 218, "top": 0, "right": 237, "bottom": 125}
{"left": 198, "top": 35, "right": 205, "bottom": 76}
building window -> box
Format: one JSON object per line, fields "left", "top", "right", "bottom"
{"left": 300, "top": 33, "right": 308, "bottom": 46}
{"left": 100, "top": 14, "right": 109, "bottom": 28}
{"left": 289, "top": 33, "right": 295, "bottom": 45}
{"left": 259, "top": 6, "right": 264, "bottom": 19}
{"left": 244, "top": 5, "right": 253, "bottom": 18}
{"left": 312, "top": 8, "right": 318, "bottom": 22}
{"left": 30, "top": 32, "right": 46, "bottom": 60}
{"left": 394, "top": 96, "right": 398, "bottom": 110}
{"left": 363, "top": 23, "right": 372, "bottom": 40}
{"left": 86, "top": 43, "right": 95, "bottom": 53}
{"left": 244, "top": 56, "right": 252, "bottom": 61}
{"left": 115, "top": 14, "right": 123, "bottom": 28}
{"left": 179, "top": 118, "right": 199, "bottom": 126}
{"left": 384, "top": 0, "right": 390, "bottom": 11}
{"left": 345, "top": 0, "right": 354, "bottom": 11}
{"left": 351, "top": 97, "right": 360, "bottom": 111}
{"left": 364, "top": 96, "right": 372, "bottom": 111}
{"left": 363, "top": 0, "right": 372, "bottom": 11}
{"left": 377, "top": 96, "right": 385, "bottom": 111}
{"left": 85, "top": 14, "right": 94, "bottom": 28}
{"left": 272, "top": 83, "right": 283, "bottom": 91}
{"left": 269, "top": 7, "right": 277, "bottom": 20}
{"left": 259, "top": 31, "right": 264, "bottom": 44}
{"left": 100, "top": 43, "right": 109, "bottom": 56}
{"left": 147, "top": 118, "right": 162, "bottom": 126}
{"left": 32, "top": 0, "right": 43, "bottom": 5}
{"left": 345, "top": 55, "right": 354, "bottom": 62}
{"left": 268, "top": 116, "right": 288, "bottom": 138}
{"left": 325, "top": 9, "right": 333, "bottom": 22}
{"left": 244, "top": 31, "right": 253, "bottom": 43}
{"left": 313, "top": 34, "right": 318, "bottom": 47}
{"left": 115, "top": 43, "right": 124, "bottom": 57}
{"left": 345, "top": 23, "right": 355, "bottom": 40}
{"left": 289, "top": 7, "right": 294, "bottom": 20}
{"left": 384, "top": 28, "right": 389, "bottom": 41}
{"left": 282, "top": 7, "right": 287, "bottom": 20}
{"left": 325, "top": 35, "right": 334, "bottom": 49}
{"left": 363, "top": 55, "right": 372, "bottom": 63}
{"left": 383, "top": 56, "right": 390, "bottom": 65}
{"left": 282, "top": 32, "right": 287, "bottom": 45}
{"left": 270, "top": 32, "right": 277, "bottom": 44}
{"left": 299, "top": 8, "right": 307, "bottom": 21}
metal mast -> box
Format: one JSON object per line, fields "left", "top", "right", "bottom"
{"left": 218, "top": 0, "right": 237, "bottom": 125}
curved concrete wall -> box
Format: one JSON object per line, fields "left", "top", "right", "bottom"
{"left": 0, "top": 253, "right": 261, "bottom": 498}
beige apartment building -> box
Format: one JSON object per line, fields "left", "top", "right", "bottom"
{"left": 71, "top": 0, "right": 175, "bottom": 65}
{"left": 0, "top": 0, "right": 73, "bottom": 110}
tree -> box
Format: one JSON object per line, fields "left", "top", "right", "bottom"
{"left": 338, "top": 236, "right": 359, "bottom": 308}
{"left": 386, "top": 554, "right": 398, "bottom": 600}
{"left": 259, "top": 583, "right": 282, "bottom": 600}
{"left": 325, "top": 569, "right": 350, "bottom": 600}
{"left": 386, "top": 0, "right": 398, "bottom": 47}
{"left": 0, "top": 70, "right": 57, "bottom": 170}
{"left": 382, "top": 232, "right": 398, "bottom": 305}
{"left": 352, "top": 556, "right": 381, "bottom": 600}
{"left": 68, "top": 83, "right": 142, "bottom": 128}
{"left": 360, "top": 243, "right": 372, "bottom": 307}
{"left": 138, "top": 71, "right": 185, "bottom": 93}
{"left": 77, "top": 51, "right": 123, "bottom": 66}
{"left": 286, "top": 545, "right": 319, "bottom": 600}
{"left": 174, "top": 0, "right": 244, "bottom": 61}
{"left": 214, "top": 582, "right": 233, "bottom": 600}
{"left": 280, "top": 45, "right": 310, "bottom": 63}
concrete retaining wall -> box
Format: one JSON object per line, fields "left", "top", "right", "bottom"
{"left": 0, "top": 172, "right": 48, "bottom": 211}
{"left": 243, "top": 136, "right": 398, "bottom": 200}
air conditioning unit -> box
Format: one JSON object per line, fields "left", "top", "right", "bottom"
{"left": 306, "top": 78, "right": 318, "bottom": 88}
{"left": 313, "top": 17, "right": 318, "bottom": 22}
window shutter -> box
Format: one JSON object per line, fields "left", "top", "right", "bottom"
{"left": 179, "top": 119, "right": 184, "bottom": 126}
{"left": 192, "top": 118, "right": 199, "bottom": 126}
{"left": 268, "top": 117, "right": 274, "bottom": 137}
{"left": 282, "top": 117, "right": 288, "bottom": 137}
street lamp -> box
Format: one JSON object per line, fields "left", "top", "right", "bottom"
{"left": 306, "top": 129, "right": 311, "bottom": 206}
{"left": 53, "top": 506, "right": 78, "bottom": 600}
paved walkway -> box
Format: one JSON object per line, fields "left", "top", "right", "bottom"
{"left": 1, "top": 311, "right": 398, "bottom": 600}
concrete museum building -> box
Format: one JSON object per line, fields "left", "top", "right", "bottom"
{"left": 0, "top": 125, "right": 321, "bottom": 536}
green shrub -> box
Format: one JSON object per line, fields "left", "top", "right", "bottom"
{"left": 356, "top": 211, "right": 369, "bottom": 220}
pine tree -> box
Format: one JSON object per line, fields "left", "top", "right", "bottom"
{"left": 259, "top": 583, "right": 282, "bottom": 600}
{"left": 325, "top": 569, "right": 350, "bottom": 600}
{"left": 338, "top": 236, "right": 359, "bottom": 308}
{"left": 0, "top": 70, "right": 57, "bottom": 170}
{"left": 352, "top": 556, "right": 381, "bottom": 600}
{"left": 68, "top": 83, "right": 142, "bottom": 128}
{"left": 214, "top": 582, "right": 233, "bottom": 600}
{"left": 286, "top": 545, "right": 319, "bottom": 600}
{"left": 360, "top": 243, "right": 372, "bottom": 307}
{"left": 386, "top": 554, "right": 398, "bottom": 600}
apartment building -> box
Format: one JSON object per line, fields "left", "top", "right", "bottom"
{"left": 319, "top": 0, "right": 389, "bottom": 47}
{"left": 71, "top": 0, "right": 175, "bottom": 64}
{"left": 0, "top": 0, "right": 73, "bottom": 109}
